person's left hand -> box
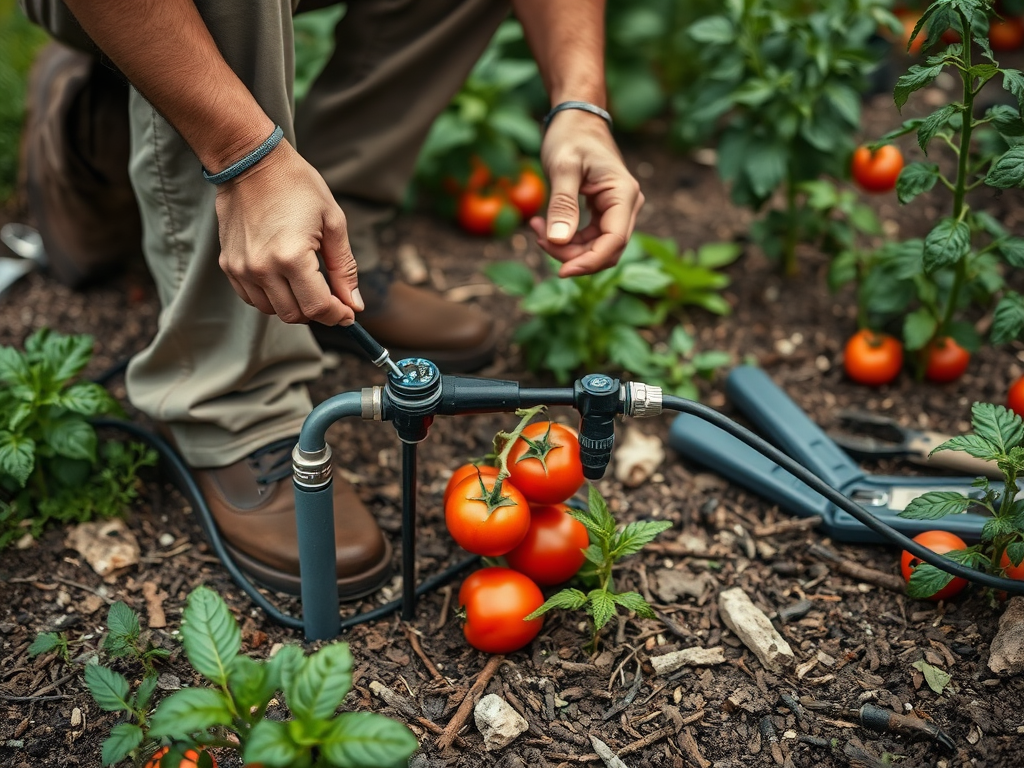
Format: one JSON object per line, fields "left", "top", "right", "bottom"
{"left": 530, "top": 109, "right": 644, "bottom": 277}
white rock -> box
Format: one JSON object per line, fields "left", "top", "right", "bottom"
{"left": 718, "top": 587, "right": 795, "bottom": 673}
{"left": 474, "top": 693, "right": 528, "bottom": 751}
{"left": 650, "top": 646, "right": 726, "bottom": 676}
{"left": 989, "top": 596, "right": 1024, "bottom": 675}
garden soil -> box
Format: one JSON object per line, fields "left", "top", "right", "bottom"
{"left": 3, "top": 77, "right": 1024, "bottom": 768}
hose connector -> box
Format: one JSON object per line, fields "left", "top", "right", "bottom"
{"left": 292, "top": 444, "right": 333, "bottom": 489}
{"left": 626, "top": 382, "right": 663, "bottom": 418}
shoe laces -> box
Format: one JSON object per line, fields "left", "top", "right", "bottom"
{"left": 248, "top": 436, "right": 298, "bottom": 486}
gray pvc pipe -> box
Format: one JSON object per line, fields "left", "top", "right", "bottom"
{"left": 295, "top": 391, "right": 364, "bottom": 640}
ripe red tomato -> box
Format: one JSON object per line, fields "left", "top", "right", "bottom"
{"left": 458, "top": 567, "right": 545, "bottom": 653}
{"left": 445, "top": 474, "right": 530, "bottom": 557}
{"left": 851, "top": 145, "right": 905, "bottom": 193}
{"left": 989, "top": 17, "right": 1024, "bottom": 50}
{"left": 1007, "top": 375, "right": 1024, "bottom": 417}
{"left": 145, "top": 747, "right": 217, "bottom": 768}
{"left": 1000, "top": 550, "right": 1024, "bottom": 580}
{"left": 506, "top": 168, "right": 547, "bottom": 219}
{"left": 504, "top": 503, "right": 590, "bottom": 585}
{"left": 456, "top": 190, "right": 520, "bottom": 237}
{"left": 843, "top": 329, "right": 904, "bottom": 386}
{"left": 900, "top": 530, "right": 968, "bottom": 601}
{"left": 923, "top": 337, "right": 970, "bottom": 383}
{"left": 444, "top": 464, "right": 500, "bottom": 505}
{"left": 507, "top": 422, "right": 585, "bottom": 505}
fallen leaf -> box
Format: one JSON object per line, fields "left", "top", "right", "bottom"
{"left": 912, "top": 659, "right": 951, "bottom": 695}
{"left": 613, "top": 428, "right": 665, "bottom": 487}
{"left": 65, "top": 519, "right": 140, "bottom": 577}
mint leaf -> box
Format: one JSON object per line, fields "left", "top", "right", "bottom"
{"left": 0, "top": 431, "right": 35, "bottom": 487}
{"left": 320, "top": 712, "right": 419, "bottom": 768}
{"left": 148, "top": 688, "right": 235, "bottom": 739}
{"left": 986, "top": 146, "right": 1024, "bottom": 189}
{"left": 100, "top": 723, "right": 143, "bottom": 767}
{"left": 285, "top": 642, "right": 353, "bottom": 722}
{"left": 84, "top": 664, "right": 132, "bottom": 713}
{"left": 245, "top": 719, "right": 304, "bottom": 767}
{"left": 226, "top": 655, "right": 274, "bottom": 715}
{"left": 106, "top": 601, "right": 140, "bottom": 641}
{"left": 181, "top": 586, "right": 241, "bottom": 687}
{"left": 899, "top": 491, "right": 974, "bottom": 520}
{"left": 27, "top": 632, "right": 63, "bottom": 657}
{"left": 44, "top": 417, "right": 96, "bottom": 462}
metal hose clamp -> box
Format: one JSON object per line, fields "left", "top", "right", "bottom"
{"left": 292, "top": 444, "right": 333, "bottom": 488}
{"left": 626, "top": 382, "right": 663, "bottom": 418}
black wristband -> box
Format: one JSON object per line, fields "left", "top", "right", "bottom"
{"left": 542, "top": 101, "right": 613, "bottom": 132}
{"left": 202, "top": 125, "right": 285, "bottom": 185}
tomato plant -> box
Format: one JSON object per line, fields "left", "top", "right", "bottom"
{"left": 900, "top": 530, "right": 968, "bottom": 601}
{"left": 458, "top": 567, "right": 545, "bottom": 654}
{"left": 843, "top": 329, "right": 904, "bottom": 386}
{"left": 506, "top": 167, "right": 547, "bottom": 219}
{"left": 851, "top": 144, "right": 904, "bottom": 193}
{"left": 923, "top": 336, "right": 970, "bottom": 383}
{"left": 445, "top": 473, "right": 531, "bottom": 556}
{"left": 444, "top": 463, "right": 499, "bottom": 505}
{"left": 504, "top": 503, "right": 590, "bottom": 585}
{"left": 145, "top": 746, "right": 216, "bottom": 768}
{"left": 507, "top": 422, "right": 584, "bottom": 505}
{"left": 989, "top": 16, "right": 1024, "bottom": 49}
{"left": 1007, "top": 374, "right": 1024, "bottom": 416}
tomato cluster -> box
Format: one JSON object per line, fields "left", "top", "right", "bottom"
{"left": 842, "top": 330, "right": 972, "bottom": 386}
{"left": 144, "top": 747, "right": 217, "bottom": 768}
{"left": 900, "top": 530, "right": 968, "bottom": 602}
{"left": 445, "top": 420, "right": 589, "bottom": 654}
{"left": 450, "top": 159, "right": 547, "bottom": 238}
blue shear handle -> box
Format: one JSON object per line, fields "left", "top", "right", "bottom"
{"left": 726, "top": 365, "right": 865, "bottom": 490}
{"left": 669, "top": 413, "right": 832, "bottom": 520}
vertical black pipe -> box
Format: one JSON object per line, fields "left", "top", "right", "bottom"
{"left": 295, "top": 482, "right": 341, "bottom": 640}
{"left": 401, "top": 441, "right": 418, "bottom": 620}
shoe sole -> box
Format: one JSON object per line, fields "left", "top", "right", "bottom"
{"left": 223, "top": 535, "right": 393, "bottom": 600}
{"left": 316, "top": 325, "right": 499, "bottom": 374}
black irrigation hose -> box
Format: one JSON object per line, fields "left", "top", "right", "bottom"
{"left": 663, "top": 395, "right": 1024, "bottom": 596}
{"left": 92, "top": 417, "right": 481, "bottom": 632}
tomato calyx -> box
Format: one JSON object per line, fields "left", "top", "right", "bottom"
{"left": 466, "top": 471, "right": 521, "bottom": 518}
{"left": 510, "top": 422, "right": 559, "bottom": 475}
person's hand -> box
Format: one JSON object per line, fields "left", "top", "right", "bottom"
{"left": 214, "top": 139, "right": 363, "bottom": 326}
{"left": 531, "top": 110, "right": 644, "bottom": 277}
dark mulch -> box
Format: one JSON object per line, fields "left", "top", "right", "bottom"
{"left": 2, "top": 71, "right": 1024, "bottom": 768}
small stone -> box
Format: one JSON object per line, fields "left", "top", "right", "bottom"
{"left": 474, "top": 694, "right": 528, "bottom": 751}
{"left": 158, "top": 533, "right": 175, "bottom": 547}
{"left": 988, "top": 596, "right": 1024, "bottom": 675}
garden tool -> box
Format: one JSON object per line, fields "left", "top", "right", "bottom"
{"left": 827, "top": 410, "right": 1002, "bottom": 479}
{"left": 669, "top": 365, "right": 995, "bottom": 544}
{"left": 0, "top": 223, "right": 48, "bottom": 300}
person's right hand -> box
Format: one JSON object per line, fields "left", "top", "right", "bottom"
{"left": 214, "top": 139, "right": 363, "bottom": 326}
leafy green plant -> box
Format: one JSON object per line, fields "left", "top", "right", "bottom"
{"left": 868, "top": 0, "right": 1024, "bottom": 362}
{"left": 83, "top": 587, "right": 418, "bottom": 767}
{"left": 484, "top": 234, "right": 737, "bottom": 394}
{"left": 293, "top": 4, "right": 346, "bottom": 103}
{"left": 898, "top": 402, "right": 1024, "bottom": 599}
{"left": 0, "top": 329, "right": 157, "bottom": 549}
{"left": 525, "top": 485, "right": 671, "bottom": 651}
{"left": 412, "top": 18, "right": 543, "bottom": 211}
{"left": 676, "top": 0, "right": 898, "bottom": 275}
{"left": 0, "top": 0, "right": 48, "bottom": 201}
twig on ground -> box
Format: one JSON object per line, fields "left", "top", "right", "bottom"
{"left": 432, "top": 584, "right": 453, "bottom": 633}
{"left": 369, "top": 680, "right": 462, "bottom": 746}
{"left": 436, "top": 654, "right": 503, "bottom": 751}
{"left": 401, "top": 624, "right": 447, "bottom": 685}
{"left": 807, "top": 543, "right": 906, "bottom": 593}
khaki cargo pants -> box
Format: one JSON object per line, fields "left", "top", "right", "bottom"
{"left": 20, "top": 0, "right": 508, "bottom": 466}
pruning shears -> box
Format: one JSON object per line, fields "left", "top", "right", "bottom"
{"left": 669, "top": 365, "right": 994, "bottom": 544}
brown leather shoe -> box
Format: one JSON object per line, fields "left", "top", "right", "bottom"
{"left": 191, "top": 437, "right": 392, "bottom": 598}
{"left": 312, "top": 269, "right": 497, "bottom": 373}
{"left": 21, "top": 42, "right": 141, "bottom": 289}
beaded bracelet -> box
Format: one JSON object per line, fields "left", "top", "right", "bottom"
{"left": 542, "top": 101, "right": 613, "bottom": 132}
{"left": 202, "top": 125, "right": 285, "bottom": 185}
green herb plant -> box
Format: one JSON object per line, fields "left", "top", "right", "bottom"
{"left": 865, "top": 0, "right": 1024, "bottom": 364}
{"left": 677, "top": 0, "right": 898, "bottom": 275}
{"left": 484, "top": 234, "right": 737, "bottom": 396}
{"left": 72, "top": 587, "right": 417, "bottom": 767}
{"left": 898, "top": 402, "right": 1024, "bottom": 599}
{"left": 0, "top": 329, "right": 157, "bottom": 549}
{"left": 525, "top": 485, "right": 671, "bottom": 652}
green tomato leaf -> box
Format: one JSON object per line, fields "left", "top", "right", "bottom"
{"left": 923, "top": 219, "right": 971, "bottom": 271}
{"left": 971, "top": 402, "right": 1024, "bottom": 454}
{"left": 898, "top": 491, "right": 974, "bottom": 520}
{"left": 28, "top": 632, "right": 63, "bottom": 657}
{"left": 1006, "top": 541, "right": 1024, "bottom": 568}
{"left": 525, "top": 588, "right": 589, "bottom": 620}
{"left": 45, "top": 333, "right": 94, "bottom": 385}
{"left": 135, "top": 675, "right": 159, "bottom": 711}
{"left": 894, "top": 63, "right": 944, "bottom": 112}
{"left": 896, "top": 162, "right": 940, "bottom": 204}
{"left": 612, "top": 590, "right": 656, "bottom": 618}
{"left": 44, "top": 417, "right": 96, "bottom": 462}
{"left": 320, "top": 712, "right": 419, "bottom": 768}
{"left": 611, "top": 520, "right": 674, "bottom": 560}
{"left": 688, "top": 15, "right": 735, "bottom": 44}
{"left": 106, "top": 601, "right": 141, "bottom": 641}
{"left": 1003, "top": 68, "right": 1024, "bottom": 113}
{"left": 84, "top": 663, "right": 132, "bottom": 713}
{"left": 991, "top": 293, "right": 1024, "bottom": 345}
{"left": 906, "top": 562, "right": 956, "bottom": 600}
{"left": 986, "top": 146, "right": 1024, "bottom": 189}
{"left": 587, "top": 588, "right": 617, "bottom": 631}
{"left": 917, "top": 105, "right": 959, "bottom": 154}
{"left": 100, "top": 723, "right": 144, "bottom": 767}
{"left": 180, "top": 586, "right": 241, "bottom": 687}
{"left": 932, "top": 434, "right": 999, "bottom": 460}
{"left": 59, "top": 382, "right": 119, "bottom": 417}
{"left": 245, "top": 719, "right": 305, "bottom": 768}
